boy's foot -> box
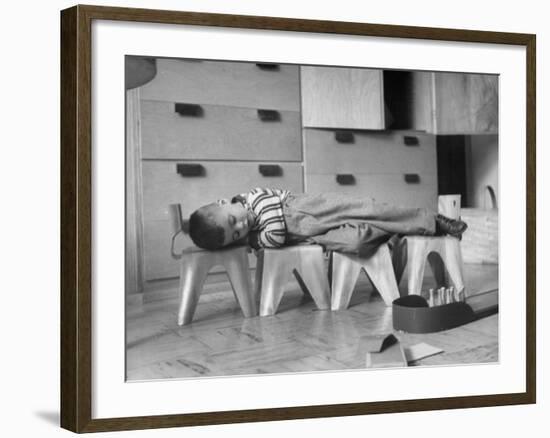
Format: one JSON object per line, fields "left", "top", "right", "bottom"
{"left": 435, "top": 214, "right": 468, "bottom": 238}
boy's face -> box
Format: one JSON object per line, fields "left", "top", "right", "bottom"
{"left": 212, "top": 200, "right": 253, "bottom": 246}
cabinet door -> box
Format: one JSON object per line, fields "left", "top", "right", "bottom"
{"left": 433, "top": 72, "right": 498, "bottom": 134}
{"left": 301, "top": 66, "right": 385, "bottom": 129}
{"left": 409, "top": 71, "right": 498, "bottom": 135}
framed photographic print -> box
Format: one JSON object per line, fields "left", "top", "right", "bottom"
{"left": 60, "top": 4, "right": 536, "bottom": 433}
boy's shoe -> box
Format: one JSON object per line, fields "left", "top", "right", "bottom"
{"left": 435, "top": 214, "right": 468, "bottom": 238}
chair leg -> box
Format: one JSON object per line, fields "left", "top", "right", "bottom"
{"left": 258, "top": 251, "right": 291, "bottom": 316}
{"left": 254, "top": 250, "right": 264, "bottom": 304}
{"left": 407, "top": 240, "right": 429, "bottom": 295}
{"left": 177, "top": 254, "right": 211, "bottom": 326}
{"left": 427, "top": 252, "right": 448, "bottom": 288}
{"left": 225, "top": 249, "right": 256, "bottom": 318}
{"left": 443, "top": 238, "right": 466, "bottom": 295}
{"left": 331, "top": 252, "right": 362, "bottom": 310}
{"left": 295, "top": 248, "right": 330, "bottom": 311}
{"left": 392, "top": 238, "right": 407, "bottom": 286}
{"left": 363, "top": 245, "right": 400, "bottom": 306}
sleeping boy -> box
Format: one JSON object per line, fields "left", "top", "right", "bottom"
{"left": 188, "top": 187, "right": 467, "bottom": 258}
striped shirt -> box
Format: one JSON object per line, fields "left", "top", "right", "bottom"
{"left": 232, "top": 187, "right": 290, "bottom": 249}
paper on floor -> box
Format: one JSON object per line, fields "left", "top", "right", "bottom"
{"left": 405, "top": 343, "right": 444, "bottom": 363}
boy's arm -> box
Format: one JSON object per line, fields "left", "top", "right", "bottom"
{"left": 248, "top": 229, "right": 285, "bottom": 250}
{"left": 231, "top": 193, "right": 248, "bottom": 204}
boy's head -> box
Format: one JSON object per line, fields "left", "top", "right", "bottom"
{"left": 189, "top": 199, "right": 253, "bottom": 250}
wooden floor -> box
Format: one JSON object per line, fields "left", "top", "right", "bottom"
{"left": 126, "top": 264, "right": 498, "bottom": 381}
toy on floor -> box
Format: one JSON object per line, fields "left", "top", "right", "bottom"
{"left": 364, "top": 334, "right": 408, "bottom": 369}
{"left": 424, "top": 286, "right": 466, "bottom": 307}
{"left": 363, "top": 334, "right": 444, "bottom": 368}
{"left": 392, "top": 287, "right": 498, "bottom": 334}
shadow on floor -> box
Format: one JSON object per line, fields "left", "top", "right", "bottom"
{"left": 34, "top": 410, "right": 59, "bottom": 427}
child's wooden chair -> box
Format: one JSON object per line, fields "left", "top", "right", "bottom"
{"left": 254, "top": 245, "right": 331, "bottom": 316}
{"left": 391, "top": 195, "right": 466, "bottom": 296}
{"left": 330, "top": 243, "right": 400, "bottom": 310}
{"left": 169, "top": 204, "right": 257, "bottom": 326}
{"left": 392, "top": 236, "right": 465, "bottom": 296}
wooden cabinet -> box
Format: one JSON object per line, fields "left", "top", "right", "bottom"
{"left": 408, "top": 71, "right": 498, "bottom": 135}
{"left": 131, "top": 59, "right": 304, "bottom": 284}
{"left": 303, "top": 68, "right": 499, "bottom": 135}
{"left": 301, "top": 66, "right": 385, "bottom": 129}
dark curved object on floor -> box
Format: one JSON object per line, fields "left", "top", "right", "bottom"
{"left": 392, "top": 295, "right": 476, "bottom": 333}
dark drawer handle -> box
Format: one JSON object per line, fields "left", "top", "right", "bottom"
{"left": 257, "top": 109, "right": 281, "bottom": 122}
{"left": 259, "top": 164, "right": 283, "bottom": 177}
{"left": 336, "top": 174, "right": 356, "bottom": 185}
{"left": 176, "top": 163, "right": 205, "bottom": 177}
{"left": 335, "top": 131, "right": 355, "bottom": 144}
{"left": 404, "top": 136, "right": 419, "bottom": 146}
{"left": 404, "top": 174, "right": 420, "bottom": 184}
{"left": 256, "top": 63, "right": 280, "bottom": 71}
{"left": 174, "top": 103, "right": 204, "bottom": 117}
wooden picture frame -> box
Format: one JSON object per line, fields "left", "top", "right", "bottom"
{"left": 60, "top": 4, "right": 536, "bottom": 433}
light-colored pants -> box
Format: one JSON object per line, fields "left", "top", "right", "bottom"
{"left": 283, "top": 192, "right": 436, "bottom": 257}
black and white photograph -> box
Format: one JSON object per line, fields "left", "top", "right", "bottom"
{"left": 125, "top": 56, "right": 500, "bottom": 380}
{"left": 2, "top": 0, "right": 544, "bottom": 434}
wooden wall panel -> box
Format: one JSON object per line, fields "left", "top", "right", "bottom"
{"left": 125, "top": 89, "right": 143, "bottom": 295}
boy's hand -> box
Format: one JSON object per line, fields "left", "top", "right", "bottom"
{"left": 248, "top": 231, "right": 262, "bottom": 251}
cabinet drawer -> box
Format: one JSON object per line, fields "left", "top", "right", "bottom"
{"left": 141, "top": 101, "right": 302, "bottom": 160}
{"left": 306, "top": 173, "right": 437, "bottom": 211}
{"left": 142, "top": 161, "right": 304, "bottom": 222}
{"left": 140, "top": 59, "right": 300, "bottom": 111}
{"left": 304, "top": 129, "right": 436, "bottom": 174}
{"left": 141, "top": 161, "right": 304, "bottom": 280}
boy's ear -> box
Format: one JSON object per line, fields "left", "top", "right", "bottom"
{"left": 181, "top": 219, "right": 190, "bottom": 235}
